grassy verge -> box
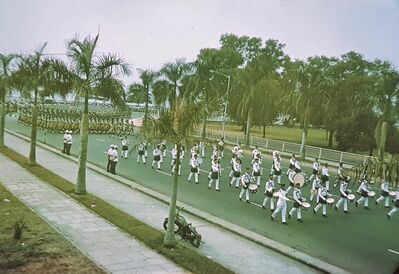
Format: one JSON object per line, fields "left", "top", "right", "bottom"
{"left": 0, "top": 183, "right": 105, "bottom": 274}
{"left": 0, "top": 146, "right": 234, "bottom": 274}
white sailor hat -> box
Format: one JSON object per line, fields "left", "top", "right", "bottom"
{"left": 114, "top": 145, "right": 118, "bottom": 149}
{"left": 68, "top": 130, "right": 72, "bottom": 134}
{"left": 64, "top": 130, "right": 68, "bottom": 133}
{"left": 110, "top": 144, "right": 115, "bottom": 148}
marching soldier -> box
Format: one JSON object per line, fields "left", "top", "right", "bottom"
{"left": 271, "top": 184, "right": 289, "bottom": 224}
{"left": 252, "top": 146, "right": 260, "bottom": 159}
{"left": 230, "top": 158, "right": 242, "bottom": 188}
{"left": 287, "top": 154, "right": 296, "bottom": 176}
{"left": 239, "top": 168, "right": 251, "bottom": 203}
{"left": 262, "top": 174, "right": 275, "bottom": 212}
{"left": 387, "top": 189, "right": 399, "bottom": 219}
{"left": 208, "top": 158, "right": 221, "bottom": 191}
{"left": 356, "top": 176, "right": 371, "bottom": 210}
{"left": 310, "top": 174, "right": 321, "bottom": 203}
{"left": 286, "top": 169, "right": 296, "bottom": 195}
{"left": 160, "top": 140, "right": 167, "bottom": 162}
{"left": 252, "top": 158, "right": 262, "bottom": 186}
{"left": 272, "top": 156, "right": 282, "bottom": 185}
{"left": 218, "top": 138, "right": 225, "bottom": 158}
{"left": 335, "top": 176, "right": 351, "bottom": 214}
{"left": 376, "top": 180, "right": 391, "bottom": 208}
{"left": 288, "top": 183, "right": 304, "bottom": 223}
{"left": 188, "top": 154, "right": 200, "bottom": 183}
{"left": 333, "top": 162, "right": 345, "bottom": 188}
{"left": 309, "top": 158, "right": 320, "bottom": 182}
{"left": 121, "top": 136, "right": 129, "bottom": 159}
{"left": 151, "top": 145, "right": 162, "bottom": 170}
{"left": 228, "top": 155, "right": 236, "bottom": 179}
{"left": 313, "top": 182, "right": 329, "bottom": 217}
{"left": 137, "top": 141, "right": 146, "bottom": 164}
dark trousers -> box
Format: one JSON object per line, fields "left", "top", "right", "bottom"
{"left": 107, "top": 160, "right": 112, "bottom": 172}
{"left": 62, "top": 143, "right": 67, "bottom": 153}
{"left": 66, "top": 144, "right": 71, "bottom": 155}
{"left": 110, "top": 161, "right": 117, "bottom": 174}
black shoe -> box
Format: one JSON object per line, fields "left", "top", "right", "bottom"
{"left": 355, "top": 201, "right": 358, "bottom": 207}
{"left": 364, "top": 207, "right": 370, "bottom": 210}
{"left": 298, "top": 219, "right": 303, "bottom": 223}
{"left": 262, "top": 205, "right": 265, "bottom": 209}
{"left": 344, "top": 211, "right": 349, "bottom": 214}
{"left": 216, "top": 189, "right": 220, "bottom": 192}
{"left": 246, "top": 200, "right": 250, "bottom": 203}
{"left": 385, "top": 206, "right": 390, "bottom": 209}
{"left": 229, "top": 183, "right": 232, "bottom": 187}
{"left": 313, "top": 209, "right": 316, "bottom": 214}
{"left": 270, "top": 216, "right": 274, "bottom": 221}
{"left": 282, "top": 222, "right": 288, "bottom": 225}
{"left": 375, "top": 201, "right": 378, "bottom": 205}
{"left": 271, "top": 209, "right": 275, "bottom": 213}
{"left": 387, "top": 214, "right": 390, "bottom": 220}
{"left": 323, "top": 214, "right": 327, "bottom": 218}
{"left": 239, "top": 197, "right": 242, "bottom": 201}
{"left": 334, "top": 206, "right": 337, "bottom": 211}
{"left": 288, "top": 214, "right": 291, "bottom": 219}
{"left": 208, "top": 186, "right": 211, "bottom": 190}
{"left": 195, "top": 182, "right": 199, "bottom": 184}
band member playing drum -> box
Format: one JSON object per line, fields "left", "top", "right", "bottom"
{"left": 121, "top": 136, "right": 129, "bottom": 159}
{"left": 272, "top": 156, "right": 282, "bottom": 185}
{"left": 239, "top": 168, "right": 251, "bottom": 203}
{"left": 208, "top": 158, "right": 221, "bottom": 191}
{"left": 286, "top": 169, "right": 296, "bottom": 195}
{"left": 137, "top": 141, "right": 146, "bottom": 164}
{"left": 228, "top": 155, "right": 236, "bottom": 179}
{"left": 387, "top": 189, "right": 399, "bottom": 219}
{"left": 271, "top": 184, "right": 289, "bottom": 224}
{"left": 321, "top": 163, "right": 330, "bottom": 190}
{"left": 252, "top": 146, "right": 260, "bottom": 159}
{"left": 335, "top": 176, "right": 351, "bottom": 214}
{"left": 188, "top": 154, "right": 200, "bottom": 183}
{"left": 313, "top": 182, "right": 329, "bottom": 217}
{"left": 356, "top": 176, "right": 371, "bottom": 210}
{"left": 262, "top": 174, "right": 275, "bottom": 212}
{"left": 160, "top": 140, "right": 167, "bottom": 162}
{"left": 309, "top": 158, "right": 320, "bottom": 182}
{"left": 252, "top": 158, "right": 262, "bottom": 186}
{"left": 151, "top": 145, "right": 162, "bottom": 170}
{"left": 218, "top": 138, "right": 225, "bottom": 158}
{"left": 376, "top": 180, "right": 391, "bottom": 208}
{"left": 333, "top": 162, "right": 344, "bottom": 188}
{"left": 286, "top": 154, "right": 296, "bottom": 176}
{"left": 310, "top": 174, "right": 321, "bottom": 203}
{"left": 288, "top": 183, "right": 304, "bottom": 223}
{"left": 230, "top": 158, "right": 242, "bottom": 188}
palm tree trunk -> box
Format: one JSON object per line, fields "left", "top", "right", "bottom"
{"left": 28, "top": 90, "right": 38, "bottom": 165}
{"left": 201, "top": 112, "right": 207, "bottom": 140}
{"left": 75, "top": 90, "right": 89, "bottom": 194}
{"left": 378, "top": 121, "right": 388, "bottom": 162}
{"left": 0, "top": 92, "right": 6, "bottom": 148}
{"left": 144, "top": 86, "right": 149, "bottom": 127}
{"left": 299, "top": 101, "right": 309, "bottom": 160}
{"left": 163, "top": 145, "right": 180, "bottom": 247}
{"left": 245, "top": 107, "right": 253, "bottom": 146}
{"left": 262, "top": 125, "right": 266, "bottom": 138}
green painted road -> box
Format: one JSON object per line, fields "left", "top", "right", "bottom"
{"left": 5, "top": 116, "right": 399, "bottom": 274}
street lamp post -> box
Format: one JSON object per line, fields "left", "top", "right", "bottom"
{"left": 210, "top": 70, "right": 230, "bottom": 139}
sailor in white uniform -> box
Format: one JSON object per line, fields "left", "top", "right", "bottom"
{"left": 271, "top": 184, "right": 289, "bottom": 224}
{"left": 188, "top": 154, "right": 200, "bottom": 183}
{"left": 356, "top": 176, "right": 371, "bottom": 210}
{"left": 387, "top": 189, "right": 399, "bottom": 219}
{"left": 376, "top": 180, "right": 391, "bottom": 208}
{"left": 288, "top": 183, "right": 304, "bottom": 223}
{"left": 239, "top": 168, "right": 251, "bottom": 203}
{"left": 262, "top": 174, "right": 275, "bottom": 212}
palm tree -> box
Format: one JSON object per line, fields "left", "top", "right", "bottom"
{"left": 12, "top": 44, "right": 54, "bottom": 165}
{"left": 128, "top": 69, "right": 156, "bottom": 126}
{"left": 144, "top": 98, "right": 201, "bottom": 247}
{"left": 52, "top": 34, "right": 130, "bottom": 194}
{"left": 0, "top": 53, "right": 17, "bottom": 148}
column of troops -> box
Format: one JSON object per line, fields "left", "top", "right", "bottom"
{"left": 17, "top": 102, "right": 134, "bottom": 136}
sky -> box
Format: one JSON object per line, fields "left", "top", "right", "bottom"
{"left": 1, "top": 0, "right": 399, "bottom": 83}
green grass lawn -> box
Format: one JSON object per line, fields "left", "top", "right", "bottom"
{"left": 205, "top": 122, "right": 336, "bottom": 148}
{"left": 0, "top": 183, "right": 104, "bottom": 274}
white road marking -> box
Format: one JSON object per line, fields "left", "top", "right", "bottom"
{"left": 97, "top": 138, "right": 105, "bottom": 142}
{"left": 388, "top": 249, "right": 399, "bottom": 255}
{"left": 155, "top": 169, "right": 172, "bottom": 176}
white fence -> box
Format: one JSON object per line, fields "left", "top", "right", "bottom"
{"left": 196, "top": 129, "right": 366, "bottom": 166}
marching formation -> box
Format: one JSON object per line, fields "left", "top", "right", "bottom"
{"left": 115, "top": 137, "right": 399, "bottom": 224}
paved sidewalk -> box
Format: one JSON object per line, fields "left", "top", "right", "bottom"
{"left": 3, "top": 131, "right": 343, "bottom": 274}
{"left": 0, "top": 154, "right": 187, "bottom": 274}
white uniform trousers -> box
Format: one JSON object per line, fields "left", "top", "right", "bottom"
{"left": 171, "top": 163, "right": 181, "bottom": 175}
{"left": 273, "top": 174, "right": 281, "bottom": 184}
{"left": 376, "top": 195, "right": 390, "bottom": 207}
{"left": 387, "top": 207, "right": 398, "bottom": 217}
{"left": 208, "top": 178, "right": 220, "bottom": 191}
{"left": 314, "top": 203, "right": 327, "bottom": 215}
{"left": 152, "top": 159, "right": 161, "bottom": 169}
{"left": 137, "top": 154, "right": 146, "bottom": 164}
{"left": 289, "top": 206, "right": 302, "bottom": 219}
{"left": 188, "top": 171, "right": 198, "bottom": 183}
{"left": 122, "top": 149, "right": 128, "bottom": 159}
{"left": 230, "top": 176, "right": 240, "bottom": 187}
{"left": 262, "top": 196, "right": 275, "bottom": 210}
{"left": 336, "top": 197, "right": 348, "bottom": 211}
{"left": 254, "top": 175, "right": 261, "bottom": 186}
{"left": 356, "top": 196, "right": 369, "bottom": 207}
{"left": 239, "top": 188, "right": 249, "bottom": 201}
{"left": 272, "top": 203, "right": 287, "bottom": 223}
{"left": 228, "top": 169, "right": 234, "bottom": 178}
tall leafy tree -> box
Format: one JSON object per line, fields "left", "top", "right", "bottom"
{"left": 52, "top": 34, "right": 130, "bottom": 194}
{"left": 0, "top": 53, "right": 17, "bottom": 148}
{"left": 144, "top": 98, "right": 201, "bottom": 247}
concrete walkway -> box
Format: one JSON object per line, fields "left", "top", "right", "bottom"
{"left": 3, "top": 131, "right": 347, "bottom": 274}
{"left": 0, "top": 154, "right": 187, "bottom": 274}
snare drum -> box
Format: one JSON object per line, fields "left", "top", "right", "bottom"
{"left": 326, "top": 198, "right": 335, "bottom": 206}
{"left": 248, "top": 184, "right": 258, "bottom": 194}
{"left": 301, "top": 202, "right": 311, "bottom": 211}
{"left": 273, "top": 191, "right": 280, "bottom": 197}
{"left": 368, "top": 191, "right": 376, "bottom": 198}
{"left": 389, "top": 191, "right": 396, "bottom": 196}
{"left": 347, "top": 194, "right": 355, "bottom": 201}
